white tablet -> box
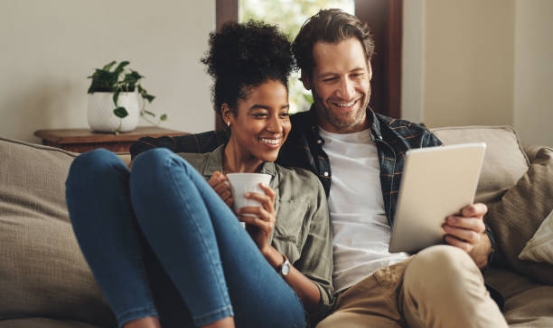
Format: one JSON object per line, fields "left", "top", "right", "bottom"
{"left": 389, "top": 142, "right": 487, "bottom": 253}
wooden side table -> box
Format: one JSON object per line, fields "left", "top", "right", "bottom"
{"left": 34, "top": 127, "right": 187, "bottom": 153}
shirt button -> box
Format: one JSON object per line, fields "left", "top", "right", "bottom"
{"left": 323, "top": 172, "right": 329, "bottom": 177}
{"left": 317, "top": 139, "right": 323, "bottom": 145}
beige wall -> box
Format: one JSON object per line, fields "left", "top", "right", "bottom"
{"left": 403, "top": 0, "right": 553, "bottom": 147}
{"left": 0, "top": 0, "right": 215, "bottom": 143}
{"left": 3, "top": 1, "right": 552, "bottom": 147}
{"left": 514, "top": 0, "right": 553, "bottom": 147}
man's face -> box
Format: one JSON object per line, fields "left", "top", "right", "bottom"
{"left": 305, "top": 37, "right": 372, "bottom": 134}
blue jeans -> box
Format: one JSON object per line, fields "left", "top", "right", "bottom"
{"left": 65, "top": 148, "right": 306, "bottom": 328}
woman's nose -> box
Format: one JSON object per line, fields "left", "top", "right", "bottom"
{"left": 267, "top": 115, "right": 283, "bottom": 133}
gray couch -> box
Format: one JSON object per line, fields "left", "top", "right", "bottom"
{"left": 1, "top": 125, "right": 552, "bottom": 327}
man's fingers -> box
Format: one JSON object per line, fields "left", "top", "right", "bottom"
{"left": 461, "top": 203, "right": 487, "bottom": 217}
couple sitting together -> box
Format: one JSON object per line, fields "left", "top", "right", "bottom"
{"left": 65, "top": 9, "right": 509, "bottom": 328}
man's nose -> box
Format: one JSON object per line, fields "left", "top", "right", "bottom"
{"left": 337, "top": 78, "right": 355, "bottom": 99}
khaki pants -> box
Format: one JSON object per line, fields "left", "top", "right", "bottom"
{"left": 316, "top": 245, "right": 508, "bottom": 328}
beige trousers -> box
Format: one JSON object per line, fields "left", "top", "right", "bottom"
{"left": 316, "top": 245, "right": 508, "bottom": 328}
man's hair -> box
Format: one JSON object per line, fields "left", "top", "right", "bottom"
{"left": 201, "top": 20, "right": 295, "bottom": 114}
{"left": 292, "top": 8, "right": 374, "bottom": 79}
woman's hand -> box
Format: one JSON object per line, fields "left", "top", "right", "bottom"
{"left": 208, "top": 171, "right": 234, "bottom": 208}
{"left": 236, "top": 182, "right": 277, "bottom": 254}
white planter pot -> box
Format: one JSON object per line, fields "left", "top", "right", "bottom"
{"left": 87, "top": 92, "right": 140, "bottom": 133}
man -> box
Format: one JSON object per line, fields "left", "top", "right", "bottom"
{"left": 277, "top": 9, "right": 508, "bottom": 328}
{"left": 130, "top": 9, "right": 508, "bottom": 327}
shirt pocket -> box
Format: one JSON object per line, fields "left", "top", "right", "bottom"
{"left": 272, "top": 200, "right": 310, "bottom": 262}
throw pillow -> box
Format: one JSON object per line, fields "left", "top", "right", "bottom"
{"left": 519, "top": 208, "right": 553, "bottom": 264}
{"left": 485, "top": 146, "right": 553, "bottom": 285}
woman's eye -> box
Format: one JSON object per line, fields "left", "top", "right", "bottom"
{"left": 252, "top": 113, "right": 268, "bottom": 118}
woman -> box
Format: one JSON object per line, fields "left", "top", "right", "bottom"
{"left": 65, "top": 21, "right": 333, "bottom": 328}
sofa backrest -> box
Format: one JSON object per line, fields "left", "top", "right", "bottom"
{"left": 431, "top": 126, "right": 529, "bottom": 204}
{"left": 0, "top": 136, "right": 116, "bottom": 326}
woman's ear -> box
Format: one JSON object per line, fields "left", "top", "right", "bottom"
{"left": 221, "top": 104, "right": 232, "bottom": 127}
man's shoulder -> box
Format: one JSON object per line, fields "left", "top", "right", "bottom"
{"left": 375, "top": 113, "right": 441, "bottom": 148}
{"left": 130, "top": 129, "right": 229, "bottom": 159}
{"left": 376, "top": 113, "right": 428, "bottom": 132}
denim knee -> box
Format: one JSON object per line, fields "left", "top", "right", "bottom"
{"left": 131, "top": 148, "right": 176, "bottom": 173}
{"left": 68, "top": 148, "right": 122, "bottom": 176}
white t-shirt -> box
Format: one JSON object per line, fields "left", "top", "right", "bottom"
{"left": 319, "top": 127, "right": 408, "bottom": 293}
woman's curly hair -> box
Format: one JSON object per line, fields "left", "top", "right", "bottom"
{"left": 201, "top": 20, "right": 295, "bottom": 115}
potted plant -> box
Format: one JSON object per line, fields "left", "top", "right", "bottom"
{"left": 87, "top": 60, "right": 167, "bottom": 133}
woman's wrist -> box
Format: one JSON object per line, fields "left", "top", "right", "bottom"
{"left": 261, "top": 246, "right": 285, "bottom": 269}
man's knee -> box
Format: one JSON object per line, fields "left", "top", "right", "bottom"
{"left": 404, "top": 245, "right": 483, "bottom": 299}
{"left": 316, "top": 311, "right": 402, "bottom": 328}
{"left": 408, "top": 245, "right": 474, "bottom": 276}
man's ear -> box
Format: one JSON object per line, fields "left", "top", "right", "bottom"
{"left": 300, "top": 71, "right": 312, "bottom": 90}
{"left": 368, "top": 62, "right": 373, "bottom": 80}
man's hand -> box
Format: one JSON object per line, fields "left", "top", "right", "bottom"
{"left": 443, "top": 203, "right": 492, "bottom": 268}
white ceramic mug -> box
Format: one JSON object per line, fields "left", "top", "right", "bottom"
{"left": 226, "top": 173, "right": 272, "bottom": 226}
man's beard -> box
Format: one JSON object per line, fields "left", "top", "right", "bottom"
{"left": 314, "top": 90, "right": 370, "bottom": 133}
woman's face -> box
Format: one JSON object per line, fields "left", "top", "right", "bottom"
{"left": 226, "top": 79, "right": 291, "bottom": 166}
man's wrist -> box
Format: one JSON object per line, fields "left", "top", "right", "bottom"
{"left": 484, "top": 225, "right": 496, "bottom": 269}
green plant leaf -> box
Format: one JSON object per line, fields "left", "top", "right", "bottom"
{"left": 113, "top": 91, "right": 120, "bottom": 106}
{"left": 113, "top": 61, "right": 130, "bottom": 75}
{"left": 102, "top": 61, "right": 117, "bottom": 71}
{"left": 143, "top": 93, "right": 155, "bottom": 103}
{"left": 113, "top": 107, "right": 128, "bottom": 118}
{"left": 142, "top": 109, "right": 156, "bottom": 117}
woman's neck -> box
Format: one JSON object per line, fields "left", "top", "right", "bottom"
{"left": 223, "top": 142, "right": 263, "bottom": 174}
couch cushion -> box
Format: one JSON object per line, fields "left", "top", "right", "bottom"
{"left": 431, "top": 126, "right": 529, "bottom": 204}
{"left": 484, "top": 268, "right": 553, "bottom": 328}
{"left": 519, "top": 207, "right": 553, "bottom": 265}
{"left": 0, "top": 318, "right": 102, "bottom": 328}
{"left": 484, "top": 146, "right": 553, "bottom": 285}
{"left": 0, "top": 137, "right": 116, "bottom": 326}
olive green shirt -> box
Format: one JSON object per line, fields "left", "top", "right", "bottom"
{"left": 179, "top": 145, "right": 334, "bottom": 323}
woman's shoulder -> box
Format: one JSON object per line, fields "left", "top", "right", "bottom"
{"left": 274, "top": 164, "right": 325, "bottom": 199}
{"left": 275, "top": 164, "right": 318, "bottom": 181}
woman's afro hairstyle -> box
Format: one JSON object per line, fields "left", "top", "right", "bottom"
{"left": 201, "top": 20, "right": 295, "bottom": 113}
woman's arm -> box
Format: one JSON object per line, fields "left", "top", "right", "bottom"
{"left": 237, "top": 182, "right": 329, "bottom": 312}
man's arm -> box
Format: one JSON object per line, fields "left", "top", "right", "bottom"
{"left": 443, "top": 203, "right": 492, "bottom": 269}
